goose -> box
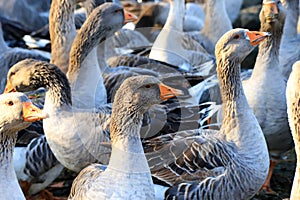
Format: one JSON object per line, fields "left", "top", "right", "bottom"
{"left": 0, "top": 20, "right": 59, "bottom": 195}
{"left": 205, "top": 0, "right": 290, "bottom": 192}
{"left": 148, "top": 0, "right": 215, "bottom": 75}
{"left": 0, "top": 92, "right": 47, "bottom": 200}
{"left": 5, "top": 58, "right": 112, "bottom": 172}
{"left": 279, "top": 0, "right": 300, "bottom": 79}
{"left": 49, "top": 0, "right": 95, "bottom": 74}
{"left": 188, "top": 0, "right": 232, "bottom": 55}
{"left": 67, "top": 2, "right": 137, "bottom": 109}
{"left": 12, "top": 89, "right": 61, "bottom": 197}
{"left": 286, "top": 60, "right": 300, "bottom": 200}
{"left": 242, "top": 0, "right": 293, "bottom": 192}
{"left": 68, "top": 75, "right": 182, "bottom": 199}
{"left": 143, "top": 28, "right": 271, "bottom": 199}
{"left": 132, "top": 1, "right": 204, "bottom": 33}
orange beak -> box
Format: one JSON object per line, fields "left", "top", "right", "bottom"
{"left": 246, "top": 31, "right": 271, "bottom": 46}
{"left": 263, "top": 1, "right": 279, "bottom": 22}
{"left": 3, "top": 80, "right": 16, "bottom": 93}
{"left": 159, "top": 83, "right": 183, "bottom": 101}
{"left": 123, "top": 10, "right": 138, "bottom": 24}
{"left": 22, "top": 102, "right": 48, "bottom": 122}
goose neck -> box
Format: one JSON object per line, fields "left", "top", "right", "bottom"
{"left": 110, "top": 103, "right": 144, "bottom": 153}
{"left": 164, "top": 0, "right": 185, "bottom": 31}
{"left": 203, "top": 0, "right": 230, "bottom": 40}
{"left": 258, "top": 19, "right": 283, "bottom": 58}
{"left": 282, "top": 0, "right": 299, "bottom": 40}
{"left": 38, "top": 67, "right": 72, "bottom": 109}
{"left": 0, "top": 130, "right": 16, "bottom": 177}
{"left": 217, "top": 58, "right": 243, "bottom": 103}
{"left": 67, "top": 17, "right": 108, "bottom": 81}
{"left": 108, "top": 103, "right": 149, "bottom": 173}
{"left": 217, "top": 57, "right": 266, "bottom": 151}
{"left": 49, "top": 0, "right": 77, "bottom": 73}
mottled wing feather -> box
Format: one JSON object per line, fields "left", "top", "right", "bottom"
{"left": 24, "top": 135, "right": 59, "bottom": 182}
{"left": 145, "top": 130, "right": 232, "bottom": 186}
{"left": 69, "top": 163, "right": 106, "bottom": 200}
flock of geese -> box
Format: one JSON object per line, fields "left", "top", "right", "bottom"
{"left": 1, "top": 0, "right": 300, "bottom": 199}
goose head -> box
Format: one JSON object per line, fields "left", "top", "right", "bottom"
{"left": 0, "top": 92, "right": 47, "bottom": 133}
{"left": 4, "top": 60, "right": 39, "bottom": 93}
{"left": 94, "top": 3, "right": 137, "bottom": 31}
{"left": 261, "top": 0, "right": 286, "bottom": 25}
{"left": 113, "top": 75, "right": 183, "bottom": 114}
{"left": 215, "top": 29, "right": 271, "bottom": 64}
{"left": 4, "top": 59, "right": 69, "bottom": 93}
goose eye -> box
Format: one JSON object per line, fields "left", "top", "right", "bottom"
{"left": 144, "top": 84, "right": 152, "bottom": 88}
{"left": 233, "top": 35, "right": 240, "bottom": 39}
{"left": 114, "top": 9, "right": 121, "bottom": 13}
{"left": 7, "top": 101, "right": 14, "bottom": 106}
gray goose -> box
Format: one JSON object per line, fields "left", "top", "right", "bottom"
{"left": 187, "top": 0, "right": 232, "bottom": 55}
{"left": 148, "top": 0, "right": 215, "bottom": 75}
{"left": 67, "top": 2, "right": 137, "bottom": 109}
{"left": 49, "top": 0, "right": 95, "bottom": 74}
{"left": 286, "top": 60, "right": 300, "bottom": 200}
{"left": 279, "top": 0, "right": 300, "bottom": 79}
{"left": 5, "top": 58, "right": 112, "bottom": 172}
{"left": 242, "top": 0, "right": 292, "bottom": 191}
{"left": 68, "top": 76, "right": 182, "bottom": 199}
{"left": 142, "top": 28, "right": 271, "bottom": 199}
{"left": 0, "top": 92, "right": 47, "bottom": 200}
{"left": 204, "top": 0, "right": 290, "bottom": 192}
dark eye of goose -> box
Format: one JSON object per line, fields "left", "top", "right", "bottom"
{"left": 144, "top": 84, "right": 152, "bottom": 89}
{"left": 114, "top": 9, "right": 122, "bottom": 13}
{"left": 7, "top": 101, "right": 14, "bottom": 106}
{"left": 233, "top": 35, "right": 240, "bottom": 40}
{"left": 10, "top": 71, "right": 15, "bottom": 76}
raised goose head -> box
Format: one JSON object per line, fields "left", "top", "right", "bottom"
{"left": 260, "top": 0, "right": 286, "bottom": 31}
{"left": 215, "top": 29, "right": 271, "bottom": 65}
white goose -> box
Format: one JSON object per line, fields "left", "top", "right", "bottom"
{"left": 149, "top": 0, "right": 215, "bottom": 75}
{"left": 68, "top": 75, "right": 182, "bottom": 199}
{"left": 0, "top": 92, "right": 47, "bottom": 200}
{"left": 188, "top": 0, "right": 232, "bottom": 55}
